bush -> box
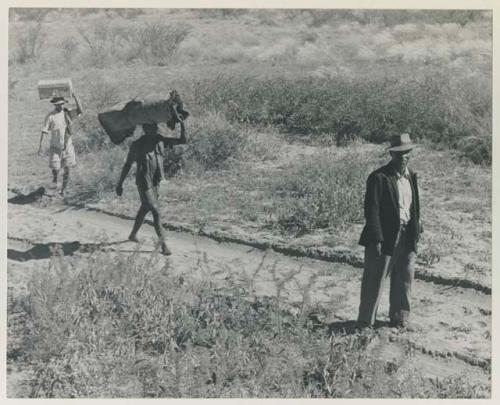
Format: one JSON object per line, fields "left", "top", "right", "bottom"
{"left": 126, "top": 21, "right": 191, "bottom": 66}
{"left": 185, "top": 113, "right": 247, "bottom": 170}
{"left": 267, "top": 149, "right": 377, "bottom": 234}
{"left": 77, "top": 20, "right": 127, "bottom": 68}
{"left": 456, "top": 136, "right": 491, "bottom": 165}
{"left": 73, "top": 147, "right": 125, "bottom": 199}
{"left": 59, "top": 37, "right": 79, "bottom": 65}
{"left": 188, "top": 73, "right": 491, "bottom": 164}
{"left": 163, "top": 146, "right": 185, "bottom": 178}
{"left": 14, "top": 20, "right": 46, "bottom": 64}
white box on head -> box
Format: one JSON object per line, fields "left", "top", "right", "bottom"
{"left": 37, "top": 78, "right": 73, "bottom": 100}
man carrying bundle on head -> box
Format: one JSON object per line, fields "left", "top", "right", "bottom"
{"left": 115, "top": 118, "right": 186, "bottom": 256}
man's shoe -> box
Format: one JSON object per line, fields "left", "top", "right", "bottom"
{"left": 390, "top": 320, "right": 421, "bottom": 332}
{"left": 400, "top": 322, "right": 421, "bottom": 332}
{"left": 356, "top": 320, "right": 374, "bottom": 331}
{"left": 389, "top": 319, "right": 401, "bottom": 328}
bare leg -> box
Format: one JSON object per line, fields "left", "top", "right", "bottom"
{"left": 142, "top": 188, "right": 171, "bottom": 255}
{"left": 61, "top": 167, "right": 70, "bottom": 196}
{"left": 51, "top": 169, "right": 59, "bottom": 188}
{"left": 129, "top": 204, "right": 149, "bottom": 242}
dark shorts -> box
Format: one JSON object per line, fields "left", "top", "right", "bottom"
{"left": 138, "top": 185, "right": 159, "bottom": 208}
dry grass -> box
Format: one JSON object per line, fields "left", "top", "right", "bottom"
{"left": 8, "top": 249, "right": 490, "bottom": 398}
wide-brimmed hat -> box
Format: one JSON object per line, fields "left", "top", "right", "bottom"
{"left": 50, "top": 96, "right": 67, "bottom": 105}
{"left": 387, "top": 133, "right": 415, "bottom": 152}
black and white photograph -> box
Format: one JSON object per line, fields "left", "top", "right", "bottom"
{"left": 4, "top": 0, "right": 496, "bottom": 400}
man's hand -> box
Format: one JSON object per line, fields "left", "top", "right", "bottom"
{"left": 116, "top": 184, "right": 123, "bottom": 197}
{"left": 37, "top": 147, "right": 42, "bottom": 156}
{"left": 374, "top": 243, "right": 382, "bottom": 256}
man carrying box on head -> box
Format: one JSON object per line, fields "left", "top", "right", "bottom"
{"left": 38, "top": 92, "right": 83, "bottom": 197}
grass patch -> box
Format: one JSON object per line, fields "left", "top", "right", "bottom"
{"left": 264, "top": 149, "right": 380, "bottom": 235}
{"left": 72, "top": 147, "right": 126, "bottom": 200}
{"left": 9, "top": 249, "right": 490, "bottom": 398}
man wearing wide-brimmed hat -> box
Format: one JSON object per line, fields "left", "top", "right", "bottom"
{"left": 357, "top": 133, "right": 423, "bottom": 331}
{"left": 38, "top": 92, "right": 83, "bottom": 196}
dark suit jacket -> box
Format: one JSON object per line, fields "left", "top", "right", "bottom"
{"left": 358, "top": 162, "right": 421, "bottom": 255}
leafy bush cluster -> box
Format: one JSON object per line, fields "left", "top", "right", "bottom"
{"left": 128, "top": 22, "right": 191, "bottom": 66}
{"left": 190, "top": 73, "right": 491, "bottom": 164}
{"left": 76, "top": 19, "right": 190, "bottom": 67}
{"left": 184, "top": 113, "right": 247, "bottom": 171}
{"left": 12, "top": 21, "right": 46, "bottom": 64}
{"left": 11, "top": 250, "right": 489, "bottom": 398}
{"left": 10, "top": 16, "right": 190, "bottom": 68}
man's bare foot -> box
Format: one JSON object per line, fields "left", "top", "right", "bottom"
{"left": 161, "top": 243, "right": 172, "bottom": 256}
{"left": 128, "top": 234, "right": 140, "bottom": 243}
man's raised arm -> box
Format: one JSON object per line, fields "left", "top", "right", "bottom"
{"left": 162, "top": 121, "right": 187, "bottom": 146}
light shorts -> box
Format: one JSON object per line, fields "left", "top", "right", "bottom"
{"left": 49, "top": 145, "right": 76, "bottom": 170}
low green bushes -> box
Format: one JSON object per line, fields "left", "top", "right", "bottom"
{"left": 188, "top": 72, "right": 491, "bottom": 164}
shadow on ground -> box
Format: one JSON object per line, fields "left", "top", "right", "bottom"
{"left": 8, "top": 187, "right": 47, "bottom": 205}
{"left": 326, "top": 320, "right": 391, "bottom": 335}
{"left": 6, "top": 240, "right": 145, "bottom": 262}
{"left": 64, "top": 190, "right": 101, "bottom": 207}
{"left": 8, "top": 187, "right": 102, "bottom": 208}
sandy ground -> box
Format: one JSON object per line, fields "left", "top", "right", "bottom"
{"left": 7, "top": 195, "right": 491, "bottom": 396}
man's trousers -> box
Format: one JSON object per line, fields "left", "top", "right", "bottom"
{"left": 357, "top": 226, "right": 415, "bottom": 326}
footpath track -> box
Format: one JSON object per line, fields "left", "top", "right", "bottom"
{"left": 7, "top": 197, "right": 492, "bottom": 392}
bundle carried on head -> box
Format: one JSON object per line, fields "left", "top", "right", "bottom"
{"left": 98, "top": 90, "right": 189, "bottom": 144}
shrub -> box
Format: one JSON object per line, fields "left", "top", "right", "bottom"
{"left": 77, "top": 20, "right": 127, "bottom": 68}
{"left": 267, "top": 149, "right": 377, "bottom": 234}
{"left": 14, "top": 20, "right": 46, "bottom": 64}
{"left": 185, "top": 113, "right": 247, "bottom": 170}
{"left": 59, "top": 37, "right": 79, "bottom": 65}
{"left": 125, "top": 21, "right": 191, "bottom": 66}
{"left": 72, "top": 147, "right": 125, "bottom": 199}
{"left": 163, "top": 146, "right": 185, "bottom": 178}
{"left": 456, "top": 135, "right": 491, "bottom": 165}
{"left": 188, "top": 73, "right": 491, "bottom": 164}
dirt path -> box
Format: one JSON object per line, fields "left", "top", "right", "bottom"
{"left": 7, "top": 198, "right": 491, "bottom": 395}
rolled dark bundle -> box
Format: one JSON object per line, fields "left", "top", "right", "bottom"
{"left": 98, "top": 94, "right": 189, "bottom": 145}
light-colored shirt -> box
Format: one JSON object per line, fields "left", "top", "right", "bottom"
{"left": 396, "top": 168, "right": 412, "bottom": 224}
{"left": 41, "top": 109, "right": 78, "bottom": 150}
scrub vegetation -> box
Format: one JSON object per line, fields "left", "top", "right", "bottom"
{"left": 7, "top": 8, "right": 492, "bottom": 398}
